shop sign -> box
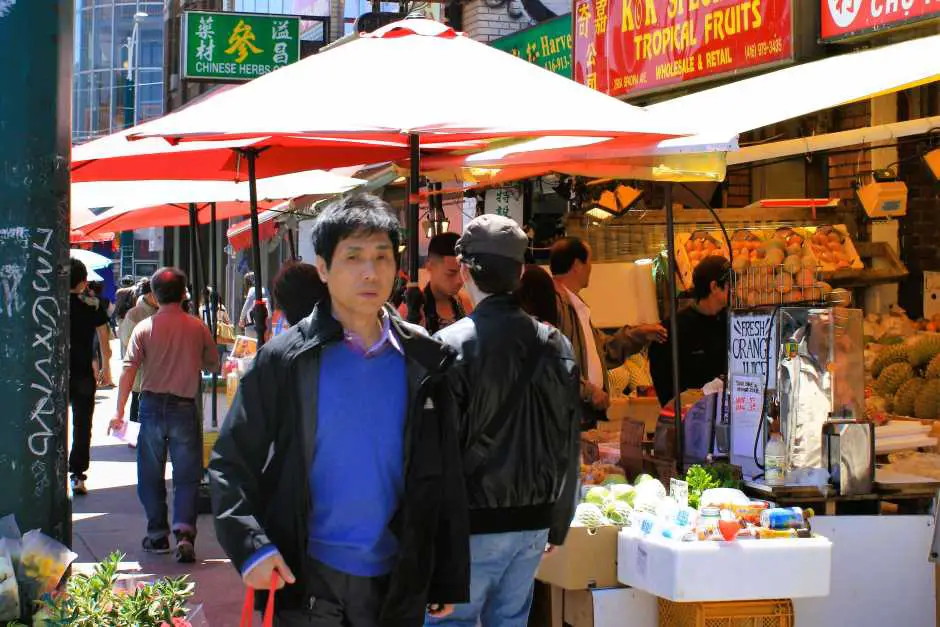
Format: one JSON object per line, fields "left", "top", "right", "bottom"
{"left": 572, "top": 0, "right": 793, "bottom": 97}
{"left": 485, "top": 187, "right": 524, "bottom": 226}
{"left": 821, "top": 0, "right": 940, "bottom": 41}
{"left": 491, "top": 15, "right": 574, "bottom": 78}
{"left": 183, "top": 11, "right": 301, "bottom": 81}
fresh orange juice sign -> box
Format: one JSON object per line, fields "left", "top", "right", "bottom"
{"left": 573, "top": 0, "right": 792, "bottom": 96}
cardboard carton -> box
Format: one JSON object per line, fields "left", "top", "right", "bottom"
{"left": 536, "top": 526, "right": 620, "bottom": 590}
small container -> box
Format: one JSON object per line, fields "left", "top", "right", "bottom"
{"left": 699, "top": 507, "right": 721, "bottom": 537}
{"left": 760, "top": 507, "right": 814, "bottom": 530}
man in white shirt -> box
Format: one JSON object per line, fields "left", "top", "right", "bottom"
{"left": 551, "top": 237, "right": 666, "bottom": 429}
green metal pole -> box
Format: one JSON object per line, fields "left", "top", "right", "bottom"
{"left": 0, "top": 0, "right": 73, "bottom": 544}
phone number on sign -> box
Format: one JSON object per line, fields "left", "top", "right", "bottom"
{"left": 743, "top": 37, "right": 785, "bottom": 61}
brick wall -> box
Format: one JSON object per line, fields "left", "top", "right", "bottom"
{"left": 725, "top": 167, "right": 751, "bottom": 207}
{"left": 897, "top": 85, "right": 940, "bottom": 318}
{"left": 462, "top": 0, "right": 533, "bottom": 42}
{"left": 827, "top": 101, "right": 872, "bottom": 201}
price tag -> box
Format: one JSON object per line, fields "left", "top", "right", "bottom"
{"left": 670, "top": 478, "right": 689, "bottom": 509}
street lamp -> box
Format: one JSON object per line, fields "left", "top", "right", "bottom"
{"left": 126, "top": 10, "right": 148, "bottom": 127}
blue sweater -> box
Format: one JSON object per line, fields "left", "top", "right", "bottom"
{"left": 307, "top": 340, "right": 408, "bottom": 577}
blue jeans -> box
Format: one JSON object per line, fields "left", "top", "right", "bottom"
{"left": 427, "top": 529, "right": 549, "bottom": 627}
{"left": 137, "top": 392, "right": 202, "bottom": 540}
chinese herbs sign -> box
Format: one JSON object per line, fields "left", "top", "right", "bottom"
{"left": 821, "top": 0, "right": 940, "bottom": 40}
{"left": 572, "top": 0, "right": 792, "bottom": 97}
{"left": 183, "top": 11, "right": 301, "bottom": 81}
{"left": 491, "top": 15, "right": 574, "bottom": 78}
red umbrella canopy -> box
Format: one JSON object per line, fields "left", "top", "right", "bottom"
{"left": 125, "top": 19, "right": 693, "bottom": 153}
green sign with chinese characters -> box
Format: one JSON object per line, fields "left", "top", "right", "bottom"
{"left": 183, "top": 11, "right": 301, "bottom": 81}
{"left": 490, "top": 15, "right": 572, "bottom": 79}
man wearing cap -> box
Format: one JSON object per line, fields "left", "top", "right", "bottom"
{"left": 119, "top": 278, "right": 159, "bottom": 424}
{"left": 429, "top": 215, "right": 581, "bottom": 627}
{"left": 649, "top": 254, "right": 730, "bottom": 407}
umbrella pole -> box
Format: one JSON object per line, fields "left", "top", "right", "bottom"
{"left": 210, "top": 201, "right": 219, "bottom": 430}
{"left": 188, "top": 203, "right": 200, "bottom": 314}
{"left": 664, "top": 183, "right": 684, "bottom": 476}
{"left": 408, "top": 133, "right": 420, "bottom": 281}
{"left": 245, "top": 149, "right": 268, "bottom": 348}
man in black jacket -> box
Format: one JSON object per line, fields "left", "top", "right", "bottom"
{"left": 429, "top": 215, "right": 581, "bottom": 627}
{"left": 210, "top": 194, "right": 470, "bottom": 627}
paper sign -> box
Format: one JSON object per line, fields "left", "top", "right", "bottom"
{"left": 670, "top": 478, "right": 689, "bottom": 509}
{"left": 730, "top": 374, "right": 764, "bottom": 463}
{"left": 729, "top": 312, "right": 777, "bottom": 388}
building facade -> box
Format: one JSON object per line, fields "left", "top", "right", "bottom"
{"left": 73, "top": 0, "right": 166, "bottom": 144}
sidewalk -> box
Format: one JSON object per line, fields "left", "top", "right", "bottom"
{"left": 72, "top": 340, "right": 247, "bottom": 625}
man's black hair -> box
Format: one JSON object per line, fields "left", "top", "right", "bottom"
{"left": 150, "top": 267, "right": 187, "bottom": 305}
{"left": 549, "top": 237, "right": 590, "bottom": 276}
{"left": 120, "top": 275, "right": 135, "bottom": 287}
{"left": 311, "top": 193, "right": 400, "bottom": 268}
{"left": 515, "top": 264, "right": 559, "bottom": 326}
{"left": 692, "top": 255, "right": 731, "bottom": 301}
{"left": 244, "top": 271, "right": 255, "bottom": 289}
{"left": 464, "top": 253, "right": 522, "bottom": 295}
{"left": 427, "top": 232, "right": 459, "bottom": 259}
{"left": 70, "top": 258, "right": 88, "bottom": 290}
{"left": 272, "top": 261, "right": 327, "bottom": 326}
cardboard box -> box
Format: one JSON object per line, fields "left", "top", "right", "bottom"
{"left": 536, "top": 526, "right": 620, "bottom": 590}
{"left": 562, "top": 588, "right": 658, "bottom": 627}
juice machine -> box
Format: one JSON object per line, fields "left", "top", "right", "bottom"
{"left": 729, "top": 301, "right": 872, "bottom": 494}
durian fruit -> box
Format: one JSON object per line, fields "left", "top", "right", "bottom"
{"left": 894, "top": 378, "right": 926, "bottom": 417}
{"left": 872, "top": 345, "right": 910, "bottom": 377}
{"left": 908, "top": 335, "right": 940, "bottom": 368}
{"left": 874, "top": 362, "right": 914, "bottom": 397}
{"left": 926, "top": 355, "right": 940, "bottom": 380}
{"left": 914, "top": 379, "right": 940, "bottom": 419}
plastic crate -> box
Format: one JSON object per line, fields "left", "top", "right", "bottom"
{"left": 202, "top": 431, "right": 220, "bottom": 468}
{"left": 658, "top": 598, "right": 794, "bottom": 627}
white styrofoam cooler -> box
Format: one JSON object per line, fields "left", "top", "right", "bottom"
{"left": 618, "top": 530, "right": 832, "bottom": 602}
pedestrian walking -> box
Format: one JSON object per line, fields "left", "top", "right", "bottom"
{"left": 118, "top": 278, "right": 158, "bottom": 424}
{"left": 550, "top": 237, "right": 667, "bottom": 429}
{"left": 110, "top": 267, "right": 221, "bottom": 563}
{"left": 270, "top": 260, "right": 327, "bottom": 333}
{"left": 69, "top": 259, "right": 111, "bottom": 496}
{"left": 209, "top": 193, "right": 469, "bottom": 627}
{"left": 113, "top": 275, "right": 137, "bottom": 332}
{"left": 238, "top": 271, "right": 270, "bottom": 339}
{"left": 429, "top": 215, "right": 582, "bottom": 627}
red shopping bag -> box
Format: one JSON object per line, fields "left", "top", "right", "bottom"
{"left": 240, "top": 570, "right": 279, "bottom": 627}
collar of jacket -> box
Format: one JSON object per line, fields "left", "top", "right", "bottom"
{"left": 295, "top": 298, "right": 455, "bottom": 376}
{"left": 470, "top": 293, "right": 518, "bottom": 315}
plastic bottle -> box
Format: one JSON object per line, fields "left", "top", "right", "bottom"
{"left": 765, "top": 432, "right": 786, "bottom": 486}
{"left": 760, "top": 507, "right": 814, "bottom": 530}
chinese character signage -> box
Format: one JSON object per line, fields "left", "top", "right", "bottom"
{"left": 821, "top": 0, "right": 940, "bottom": 40}
{"left": 183, "top": 11, "right": 301, "bottom": 81}
{"left": 573, "top": 0, "right": 792, "bottom": 97}
{"left": 485, "top": 187, "right": 524, "bottom": 226}
{"left": 491, "top": 15, "right": 574, "bottom": 78}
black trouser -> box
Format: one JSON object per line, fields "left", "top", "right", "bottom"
{"left": 274, "top": 558, "right": 390, "bottom": 627}
{"left": 130, "top": 391, "right": 141, "bottom": 423}
{"left": 69, "top": 376, "right": 96, "bottom": 480}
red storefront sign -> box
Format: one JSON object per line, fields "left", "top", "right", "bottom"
{"left": 573, "top": 0, "right": 793, "bottom": 97}
{"left": 821, "top": 0, "right": 940, "bottom": 40}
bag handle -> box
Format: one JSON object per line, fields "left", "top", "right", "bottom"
{"left": 240, "top": 570, "right": 279, "bottom": 627}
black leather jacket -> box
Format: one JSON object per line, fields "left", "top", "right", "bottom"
{"left": 209, "top": 301, "right": 470, "bottom": 625}
{"left": 435, "top": 294, "right": 582, "bottom": 546}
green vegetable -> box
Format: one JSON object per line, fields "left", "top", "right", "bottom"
{"left": 685, "top": 465, "right": 719, "bottom": 509}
